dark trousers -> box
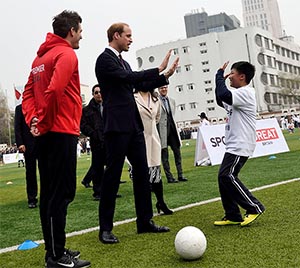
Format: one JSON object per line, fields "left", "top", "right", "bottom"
{"left": 99, "top": 131, "right": 153, "bottom": 231}
{"left": 82, "top": 147, "right": 105, "bottom": 197}
{"left": 37, "top": 132, "right": 77, "bottom": 259}
{"left": 24, "top": 149, "right": 38, "bottom": 204}
{"left": 161, "top": 132, "right": 183, "bottom": 180}
{"left": 218, "top": 152, "right": 265, "bottom": 221}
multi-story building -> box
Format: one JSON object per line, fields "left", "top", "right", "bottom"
{"left": 136, "top": 27, "right": 300, "bottom": 128}
{"left": 242, "top": 0, "right": 283, "bottom": 39}
{"left": 184, "top": 9, "right": 240, "bottom": 38}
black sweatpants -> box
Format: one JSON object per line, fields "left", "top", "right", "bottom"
{"left": 218, "top": 152, "right": 265, "bottom": 222}
{"left": 37, "top": 132, "right": 77, "bottom": 260}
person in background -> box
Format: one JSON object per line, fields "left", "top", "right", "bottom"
{"left": 95, "top": 22, "right": 178, "bottom": 244}
{"left": 15, "top": 103, "right": 38, "bottom": 208}
{"left": 22, "top": 10, "right": 90, "bottom": 268}
{"left": 214, "top": 61, "right": 265, "bottom": 227}
{"left": 157, "top": 85, "right": 188, "bottom": 183}
{"left": 80, "top": 84, "right": 105, "bottom": 201}
{"left": 134, "top": 89, "right": 173, "bottom": 215}
{"left": 199, "top": 112, "right": 210, "bottom": 126}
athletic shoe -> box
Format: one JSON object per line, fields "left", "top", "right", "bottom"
{"left": 240, "top": 213, "right": 262, "bottom": 227}
{"left": 46, "top": 253, "right": 90, "bottom": 268}
{"left": 45, "top": 249, "right": 80, "bottom": 265}
{"left": 214, "top": 217, "right": 241, "bottom": 226}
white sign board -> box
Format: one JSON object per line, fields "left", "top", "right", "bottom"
{"left": 3, "top": 153, "right": 24, "bottom": 164}
{"left": 195, "top": 118, "right": 290, "bottom": 166}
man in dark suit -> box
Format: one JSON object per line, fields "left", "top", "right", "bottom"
{"left": 14, "top": 103, "right": 38, "bottom": 208}
{"left": 95, "top": 22, "right": 179, "bottom": 244}
{"left": 80, "top": 84, "right": 105, "bottom": 201}
{"left": 157, "top": 85, "right": 188, "bottom": 183}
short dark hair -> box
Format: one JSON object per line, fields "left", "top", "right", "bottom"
{"left": 52, "top": 10, "right": 82, "bottom": 38}
{"left": 107, "top": 23, "right": 129, "bottom": 42}
{"left": 231, "top": 61, "right": 255, "bottom": 84}
{"left": 92, "top": 84, "right": 100, "bottom": 94}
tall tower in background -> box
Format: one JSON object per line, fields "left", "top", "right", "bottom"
{"left": 242, "top": 0, "right": 283, "bottom": 38}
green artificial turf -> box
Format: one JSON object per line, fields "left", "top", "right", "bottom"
{"left": 0, "top": 129, "right": 299, "bottom": 267}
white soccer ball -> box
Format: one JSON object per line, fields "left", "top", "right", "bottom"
{"left": 174, "top": 226, "right": 207, "bottom": 260}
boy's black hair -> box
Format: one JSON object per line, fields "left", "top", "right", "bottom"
{"left": 231, "top": 61, "right": 255, "bottom": 84}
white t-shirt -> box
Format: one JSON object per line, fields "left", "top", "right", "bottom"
{"left": 222, "top": 85, "right": 256, "bottom": 157}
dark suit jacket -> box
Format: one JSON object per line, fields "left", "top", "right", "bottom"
{"left": 95, "top": 48, "right": 168, "bottom": 134}
{"left": 14, "top": 104, "right": 36, "bottom": 154}
{"left": 80, "top": 98, "right": 104, "bottom": 151}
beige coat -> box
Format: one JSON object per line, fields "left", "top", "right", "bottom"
{"left": 134, "top": 92, "right": 161, "bottom": 167}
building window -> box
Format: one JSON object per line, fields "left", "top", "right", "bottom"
{"left": 185, "top": 64, "right": 192, "bottom": 71}
{"left": 178, "top": 104, "right": 186, "bottom": 111}
{"left": 148, "top": 56, "right": 155, "bottom": 63}
{"left": 203, "top": 68, "right": 210, "bottom": 73}
{"left": 204, "top": 80, "right": 212, "bottom": 85}
{"left": 257, "top": 53, "right": 265, "bottom": 65}
{"left": 264, "top": 92, "right": 271, "bottom": 104}
{"left": 175, "top": 66, "right": 181, "bottom": 74}
{"left": 182, "top": 46, "right": 190, "bottom": 53}
{"left": 264, "top": 37, "right": 270, "bottom": 50}
{"left": 267, "top": 56, "right": 272, "bottom": 67}
{"left": 255, "top": 34, "right": 262, "bottom": 47}
{"left": 199, "top": 42, "right": 206, "bottom": 47}
{"left": 176, "top": 85, "right": 184, "bottom": 93}
{"left": 187, "top": 83, "right": 195, "bottom": 90}
{"left": 269, "top": 74, "right": 275, "bottom": 86}
{"left": 202, "top": 61, "right": 209, "bottom": 65}
{"left": 200, "top": 50, "right": 207, "bottom": 54}
{"left": 207, "top": 99, "right": 214, "bottom": 104}
{"left": 173, "top": 48, "right": 179, "bottom": 55}
{"left": 207, "top": 107, "right": 215, "bottom": 111}
{"left": 261, "top": 73, "right": 268, "bottom": 85}
{"left": 205, "top": 87, "right": 213, "bottom": 93}
{"left": 190, "top": 102, "right": 197, "bottom": 109}
{"left": 272, "top": 93, "right": 278, "bottom": 104}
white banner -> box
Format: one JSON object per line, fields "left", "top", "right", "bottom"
{"left": 3, "top": 153, "right": 24, "bottom": 164}
{"left": 195, "top": 118, "right": 290, "bottom": 166}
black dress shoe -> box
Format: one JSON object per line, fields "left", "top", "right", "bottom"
{"left": 137, "top": 220, "right": 170, "bottom": 234}
{"left": 99, "top": 231, "right": 119, "bottom": 244}
{"left": 167, "top": 178, "right": 178, "bottom": 183}
{"left": 28, "top": 202, "right": 37, "bottom": 209}
{"left": 178, "top": 177, "right": 188, "bottom": 182}
{"left": 81, "top": 180, "right": 92, "bottom": 188}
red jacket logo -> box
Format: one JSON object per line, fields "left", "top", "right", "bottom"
{"left": 256, "top": 128, "right": 278, "bottom": 142}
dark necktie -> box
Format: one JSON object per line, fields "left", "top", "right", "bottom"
{"left": 118, "top": 54, "right": 126, "bottom": 69}
{"left": 162, "top": 97, "right": 170, "bottom": 114}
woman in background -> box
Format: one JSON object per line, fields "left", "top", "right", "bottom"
{"left": 134, "top": 89, "right": 173, "bottom": 215}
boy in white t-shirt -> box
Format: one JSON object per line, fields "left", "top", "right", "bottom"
{"left": 214, "top": 61, "right": 265, "bottom": 227}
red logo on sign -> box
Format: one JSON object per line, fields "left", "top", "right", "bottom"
{"left": 256, "top": 128, "right": 279, "bottom": 142}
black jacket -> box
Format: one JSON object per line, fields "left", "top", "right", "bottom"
{"left": 80, "top": 98, "right": 104, "bottom": 150}
{"left": 14, "top": 104, "right": 36, "bottom": 154}
{"left": 95, "top": 48, "right": 168, "bottom": 134}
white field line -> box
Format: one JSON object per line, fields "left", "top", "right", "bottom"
{"left": 1, "top": 177, "right": 299, "bottom": 254}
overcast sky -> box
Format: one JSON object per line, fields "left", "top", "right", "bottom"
{"left": 0, "top": 0, "right": 299, "bottom": 109}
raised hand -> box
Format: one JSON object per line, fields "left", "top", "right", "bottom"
{"left": 164, "top": 57, "right": 179, "bottom": 79}
{"left": 158, "top": 49, "right": 172, "bottom": 73}
{"left": 221, "top": 61, "right": 230, "bottom": 80}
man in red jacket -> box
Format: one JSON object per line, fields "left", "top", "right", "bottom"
{"left": 22, "top": 10, "right": 90, "bottom": 268}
